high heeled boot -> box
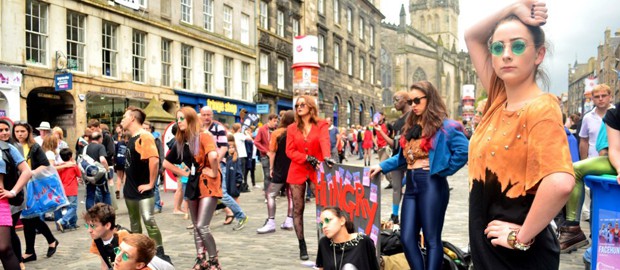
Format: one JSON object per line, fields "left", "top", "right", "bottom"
{"left": 299, "top": 239, "right": 309, "bottom": 260}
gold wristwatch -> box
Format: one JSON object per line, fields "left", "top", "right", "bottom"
{"left": 507, "top": 230, "right": 534, "bottom": 251}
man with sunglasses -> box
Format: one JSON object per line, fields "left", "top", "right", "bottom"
{"left": 84, "top": 203, "right": 173, "bottom": 270}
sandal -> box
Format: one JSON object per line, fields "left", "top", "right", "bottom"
{"left": 223, "top": 215, "right": 234, "bottom": 225}
{"left": 193, "top": 255, "right": 206, "bottom": 270}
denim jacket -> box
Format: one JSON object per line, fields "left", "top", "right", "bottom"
{"left": 379, "top": 119, "right": 469, "bottom": 177}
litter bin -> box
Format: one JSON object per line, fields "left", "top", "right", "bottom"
{"left": 584, "top": 174, "right": 620, "bottom": 270}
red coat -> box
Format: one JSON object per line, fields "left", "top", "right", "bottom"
{"left": 285, "top": 120, "right": 331, "bottom": 185}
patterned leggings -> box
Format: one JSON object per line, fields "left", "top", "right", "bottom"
{"left": 290, "top": 182, "right": 316, "bottom": 240}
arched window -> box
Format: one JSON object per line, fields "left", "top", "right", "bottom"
{"left": 420, "top": 17, "right": 426, "bottom": 33}
{"left": 382, "top": 88, "right": 393, "bottom": 106}
{"left": 333, "top": 96, "right": 340, "bottom": 126}
{"left": 412, "top": 67, "right": 427, "bottom": 83}
{"left": 346, "top": 100, "right": 352, "bottom": 127}
{"left": 370, "top": 105, "right": 375, "bottom": 121}
{"left": 434, "top": 14, "right": 439, "bottom": 32}
{"left": 359, "top": 102, "right": 365, "bottom": 125}
{"left": 426, "top": 15, "right": 432, "bottom": 32}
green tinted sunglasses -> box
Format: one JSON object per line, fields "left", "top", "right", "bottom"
{"left": 489, "top": 39, "right": 527, "bottom": 56}
{"left": 114, "top": 247, "right": 130, "bottom": 261}
{"left": 319, "top": 217, "right": 333, "bottom": 230}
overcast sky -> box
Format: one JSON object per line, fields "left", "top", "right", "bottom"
{"left": 380, "top": 0, "right": 619, "bottom": 95}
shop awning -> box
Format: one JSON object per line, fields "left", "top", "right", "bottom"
{"left": 144, "top": 97, "right": 175, "bottom": 122}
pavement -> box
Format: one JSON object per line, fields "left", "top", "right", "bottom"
{"left": 10, "top": 155, "right": 589, "bottom": 270}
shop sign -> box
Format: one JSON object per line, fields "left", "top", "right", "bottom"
{"left": 292, "top": 35, "right": 319, "bottom": 68}
{"left": 54, "top": 73, "right": 73, "bottom": 91}
{"left": 256, "top": 104, "right": 269, "bottom": 114}
{"left": 207, "top": 99, "right": 238, "bottom": 115}
{"left": 0, "top": 67, "right": 22, "bottom": 88}
{"left": 115, "top": 0, "right": 140, "bottom": 9}
{"left": 100, "top": 87, "right": 149, "bottom": 99}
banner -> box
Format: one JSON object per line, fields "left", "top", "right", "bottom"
{"left": 315, "top": 163, "right": 381, "bottom": 250}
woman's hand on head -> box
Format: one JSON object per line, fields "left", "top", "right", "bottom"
{"left": 513, "top": 1, "right": 548, "bottom": 26}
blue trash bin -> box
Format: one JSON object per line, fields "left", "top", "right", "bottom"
{"left": 584, "top": 174, "right": 620, "bottom": 270}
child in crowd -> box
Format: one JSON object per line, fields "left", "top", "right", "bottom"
{"left": 55, "top": 148, "right": 81, "bottom": 232}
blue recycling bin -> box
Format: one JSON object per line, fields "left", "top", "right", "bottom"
{"left": 584, "top": 174, "right": 620, "bottom": 270}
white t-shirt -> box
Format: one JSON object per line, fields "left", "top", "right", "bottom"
{"left": 233, "top": 133, "right": 248, "bottom": 158}
{"left": 579, "top": 109, "right": 604, "bottom": 158}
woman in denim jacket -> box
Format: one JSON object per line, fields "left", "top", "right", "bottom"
{"left": 370, "top": 81, "right": 468, "bottom": 270}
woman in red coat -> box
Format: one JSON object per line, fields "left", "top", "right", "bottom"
{"left": 286, "top": 95, "right": 334, "bottom": 261}
{"left": 362, "top": 124, "right": 376, "bottom": 166}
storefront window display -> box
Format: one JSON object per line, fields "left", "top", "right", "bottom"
{"left": 86, "top": 95, "right": 148, "bottom": 126}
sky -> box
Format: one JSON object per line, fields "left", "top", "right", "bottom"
{"left": 380, "top": 0, "right": 620, "bottom": 95}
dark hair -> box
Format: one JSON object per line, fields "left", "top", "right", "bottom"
{"left": 126, "top": 106, "right": 146, "bottom": 125}
{"left": 59, "top": 148, "right": 73, "bottom": 162}
{"left": 87, "top": 119, "right": 101, "bottom": 128}
{"left": 12, "top": 122, "right": 35, "bottom": 147}
{"left": 403, "top": 80, "right": 448, "bottom": 139}
{"left": 278, "top": 110, "right": 295, "bottom": 129}
{"left": 171, "top": 122, "right": 178, "bottom": 135}
{"left": 83, "top": 203, "right": 116, "bottom": 228}
{"left": 268, "top": 113, "right": 278, "bottom": 121}
{"left": 322, "top": 206, "right": 354, "bottom": 234}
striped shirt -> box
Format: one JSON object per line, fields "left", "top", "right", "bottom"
{"left": 208, "top": 121, "right": 229, "bottom": 150}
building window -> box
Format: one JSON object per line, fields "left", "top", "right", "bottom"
{"left": 132, "top": 30, "right": 146, "bottom": 82}
{"left": 346, "top": 8, "right": 352, "bottom": 33}
{"left": 346, "top": 100, "right": 352, "bottom": 126}
{"left": 369, "top": 25, "right": 375, "bottom": 47}
{"left": 222, "top": 5, "right": 233, "bottom": 39}
{"left": 277, "top": 58, "right": 285, "bottom": 90}
{"left": 224, "top": 57, "right": 232, "bottom": 96}
{"left": 333, "top": 43, "right": 340, "bottom": 70}
{"left": 318, "top": 0, "right": 324, "bottom": 15}
{"left": 203, "top": 0, "right": 213, "bottom": 31}
{"left": 26, "top": 0, "right": 48, "bottom": 65}
{"left": 203, "top": 51, "right": 213, "bottom": 93}
{"left": 181, "top": 44, "right": 192, "bottom": 90}
{"left": 242, "top": 62, "right": 249, "bottom": 99}
{"left": 277, "top": 10, "right": 285, "bottom": 37}
{"left": 359, "top": 57, "right": 365, "bottom": 81}
{"left": 181, "top": 0, "right": 192, "bottom": 23}
{"left": 292, "top": 18, "right": 300, "bottom": 37}
{"left": 139, "top": 0, "right": 147, "bottom": 8}
{"left": 259, "top": 1, "right": 268, "bottom": 29}
{"left": 241, "top": 14, "right": 250, "bottom": 45}
{"left": 334, "top": 0, "right": 340, "bottom": 24}
{"left": 347, "top": 50, "right": 353, "bottom": 76}
{"left": 359, "top": 17, "right": 364, "bottom": 40}
{"left": 102, "top": 22, "right": 117, "bottom": 77}
{"left": 260, "top": 52, "right": 268, "bottom": 85}
{"left": 161, "top": 39, "right": 171, "bottom": 87}
{"left": 318, "top": 35, "right": 325, "bottom": 64}
{"left": 370, "top": 62, "right": 375, "bottom": 84}
{"left": 66, "top": 11, "right": 85, "bottom": 71}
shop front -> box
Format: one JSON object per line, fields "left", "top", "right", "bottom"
{"left": 0, "top": 65, "right": 23, "bottom": 120}
{"left": 175, "top": 90, "right": 256, "bottom": 126}
{"left": 276, "top": 99, "right": 292, "bottom": 112}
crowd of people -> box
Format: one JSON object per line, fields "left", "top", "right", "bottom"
{"left": 0, "top": 1, "right": 618, "bottom": 270}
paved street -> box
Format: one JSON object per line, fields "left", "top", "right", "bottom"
{"left": 8, "top": 156, "right": 588, "bottom": 270}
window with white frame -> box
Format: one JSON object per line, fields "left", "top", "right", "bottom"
{"left": 132, "top": 30, "right": 146, "bottom": 82}
{"left": 347, "top": 50, "right": 353, "bottom": 76}
{"left": 181, "top": 44, "right": 192, "bottom": 90}
{"left": 102, "top": 21, "right": 117, "bottom": 77}
{"left": 359, "top": 17, "right": 364, "bottom": 40}
{"left": 203, "top": 51, "right": 213, "bottom": 93}
{"left": 223, "top": 5, "right": 233, "bottom": 39}
{"left": 277, "top": 58, "right": 285, "bottom": 90}
{"left": 181, "top": 0, "right": 192, "bottom": 23}
{"left": 242, "top": 62, "right": 249, "bottom": 99}
{"left": 347, "top": 8, "right": 352, "bottom": 32}
{"left": 203, "top": 0, "right": 213, "bottom": 31}
{"left": 224, "top": 57, "right": 233, "bottom": 96}
{"left": 334, "top": 0, "right": 340, "bottom": 24}
{"left": 277, "top": 10, "right": 284, "bottom": 37}
{"left": 241, "top": 14, "right": 250, "bottom": 45}
{"left": 359, "top": 57, "right": 365, "bottom": 80}
{"left": 369, "top": 25, "right": 375, "bottom": 47}
{"left": 333, "top": 43, "right": 340, "bottom": 70}
{"left": 67, "top": 11, "right": 85, "bottom": 71}
{"left": 292, "top": 18, "right": 300, "bottom": 37}
{"left": 161, "top": 39, "right": 171, "bottom": 87}
{"left": 369, "top": 62, "right": 375, "bottom": 84}
{"left": 318, "top": 0, "right": 324, "bottom": 15}
{"left": 318, "top": 35, "right": 325, "bottom": 64}
{"left": 26, "top": 0, "right": 48, "bottom": 65}
{"left": 260, "top": 53, "right": 269, "bottom": 85}
{"left": 259, "top": 1, "right": 268, "bottom": 29}
{"left": 139, "top": 0, "right": 147, "bottom": 8}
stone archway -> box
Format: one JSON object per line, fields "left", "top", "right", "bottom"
{"left": 27, "top": 87, "right": 76, "bottom": 144}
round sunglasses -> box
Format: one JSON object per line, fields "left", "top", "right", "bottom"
{"left": 113, "top": 247, "right": 131, "bottom": 261}
{"left": 489, "top": 39, "right": 527, "bottom": 57}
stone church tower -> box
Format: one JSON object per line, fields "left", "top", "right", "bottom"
{"left": 409, "top": 0, "right": 459, "bottom": 51}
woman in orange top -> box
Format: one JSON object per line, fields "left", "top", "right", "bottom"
{"left": 162, "top": 107, "right": 222, "bottom": 270}
{"left": 286, "top": 95, "right": 334, "bottom": 260}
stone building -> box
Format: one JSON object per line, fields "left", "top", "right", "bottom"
{"left": 567, "top": 58, "right": 596, "bottom": 114}
{"left": 380, "top": 2, "right": 476, "bottom": 119}
{"left": 596, "top": 28, "right": 620, "bottom": 104}
{"left": 1, "top": 0, "right": 257, "bottom": 146}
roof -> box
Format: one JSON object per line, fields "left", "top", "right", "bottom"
{"left": 143, "top": 97, "right": 175, "bottom": 122}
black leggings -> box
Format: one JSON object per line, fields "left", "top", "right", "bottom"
{"left": 11, "top": 212, "right": 22, "bottom": 263}
{"left": 0, "top": 226, "right": 19, "bottom": 269}
{"left": 290, "top": 181, "right": 316, "bottom": 240}
{"left": 22, "top": 216, "right": 56, "bottom": 255}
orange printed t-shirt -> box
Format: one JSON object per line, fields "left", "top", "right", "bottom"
{"left": 194, "top": 132, "right": 222, "bottom": 198}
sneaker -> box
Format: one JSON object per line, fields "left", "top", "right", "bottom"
{"left": 389, "top": 214, "right": 400, "bottom": 225}
{"left": 559, "top": 225, "right": 588, "bottom": 253}
{"left": 56, "top": 221, "right": 64, "bottom": 233}
{"left": 233, "top": 216, "right": 249, "bottom": 231}
{"left": 257, "top": 218, "right": 276, "bottom": 234}
{"left": 281, "top": 216, "right": 294, "bottom": 230}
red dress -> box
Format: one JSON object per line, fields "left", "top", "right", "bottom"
{"left": 362, "top": 129, "right": 373, "bottom": 150}
{"left": 285, "top": 120, "right": 331, "bottom": 185}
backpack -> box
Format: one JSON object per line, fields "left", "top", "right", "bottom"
{"left": 380, "top": 229, "right": 403, "bottom": 256}
{"left": 442, "top": 241, "right": 472, "bottom": 270}
{"left": 77, "top": 145, "right": 107, "bottom": 185}
{"left": 115, "top": 142, "right": 127, "bottom": 167}
{"left": 0, "top": 141, "right": 23, "bottom": 206}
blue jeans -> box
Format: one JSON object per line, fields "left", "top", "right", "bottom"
{"left": 401, "top": 169, "right": 449, "bottom": 270}
{"left": 54, "top": 196, "right": 78, "bottom": 228}
{"left": 220, "top": 162, "right": 246, "bottom": 220}
{"left": 358, "top": 146, "right": 364, "bottom": 159}
{"left": 86, "top": 183, "right": 111, "bottom": 210}
{"left": 154, "top": 174, "right": 162, "bottom": 211}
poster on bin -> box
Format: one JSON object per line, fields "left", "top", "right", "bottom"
{"left": 596, "top": 209, "right": 620, "bottom": 270}
{"left": 315, "top": 163, "right": 381, "bottom": 250}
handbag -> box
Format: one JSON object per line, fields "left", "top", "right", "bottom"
{"left": 21, "top": 166, "right": 69, "bottom": 219}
